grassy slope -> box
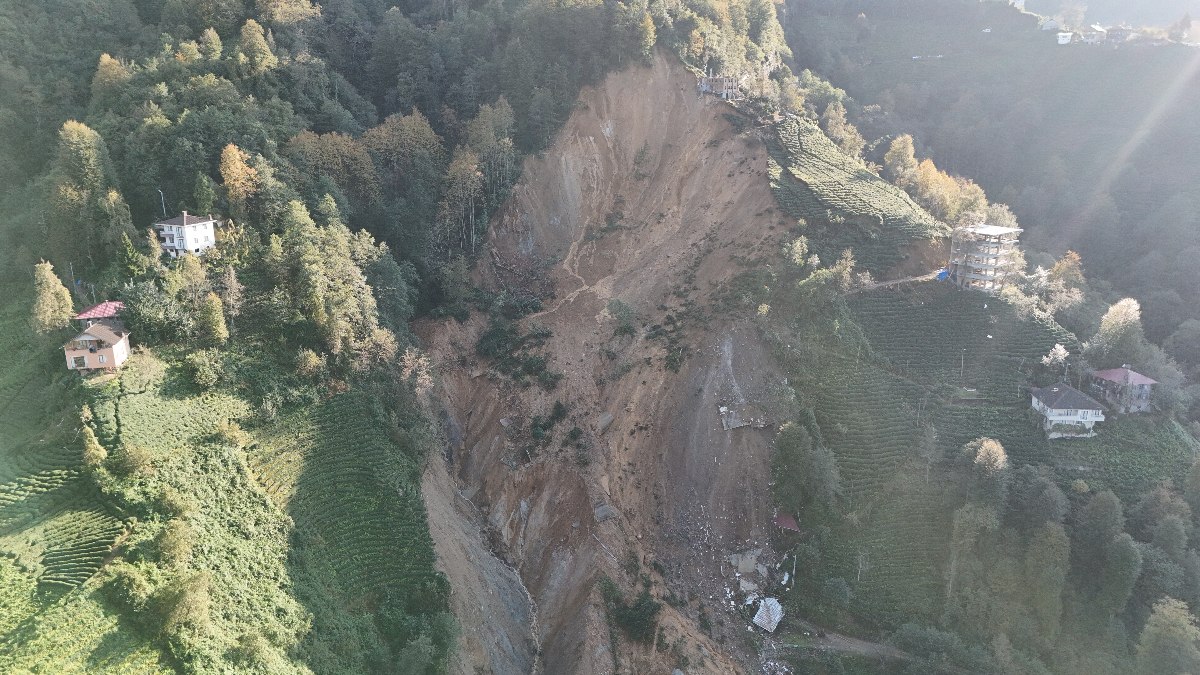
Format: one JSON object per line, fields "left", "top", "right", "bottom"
{"left": 0, "top": 284, "right": 170, "bottom": 673}
{"left": 766, "top": 124, "right": 1199, "bottom": 628}
{"left": 767, "top": 118, "right": 949, "bottom": 274}
{"left": 0, "top": 286, "right": 446, "bottom": 672}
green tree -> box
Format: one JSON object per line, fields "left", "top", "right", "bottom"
{"left": 90, "top": 53, "right": 131, "bottom": 110}
{"left": 1073, "top": 490, "right": 1125, "bottom": 583}
{"left": 1095, "top": 533, "right": 1142, "bottom": 618}
{"left": 30, "top": 261, "right": 74, "bottom": 334}
{"left": 883, "top": 134, "right": 918, "bottom": 187}
{"left": 118, "top": 232, "right": 149, "bottom": 281}
{"left": 946, "top": 502, "right": 999, "bottom": 598}
{"left": 196, "top": 292, "right": 229, "bottom": 346}
{"left": 193, "top": 173, "right": 216, "bottom": 215}
{"left": 198, "top": 27, "right": 223, "bottom": 60}
{"left": 1024, "top": 523, "right": 1069, "bottom": 639}
{"left": 237, "top": 19, "right": 277, "bottom": 76}
{"left": 772, "top": 421, "right": 841, "bottom": 516}
{"left": 821, "top": 100, "right": 865, "bottom": 158}
{"left": 1136, "top": 597, "right": 1200, "bottom": 675}
{"left": 45, "top": 121, "right": 134, "bottom": 273}
{"left": 1086, "top": 298, "right": 1147, "bottom": 368}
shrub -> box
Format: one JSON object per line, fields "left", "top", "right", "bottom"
{"left": 214, "top": 420, "right": 251, "bottom": 448}
{"left": 107, "top": 561, "right": 153, "bottom": 611}
{"left": 110, "top": 443, "right": 153, "bottom": 476}
{"left": 295, "top": 348, "right": 324, "bottom": 377}
{"left": 81, "top": 425, "right": 108, "bottom": 469}
{"left": 185, "top": 349, "right": 223, "bottom": 389}
{"left": 157, "top": 519, "right": 195, "bottom": 566}
{"left": 599, "top": 577, "right": 661, "bottom": 644}
{"left": 157, "top": 571, "right": 212, "bottom": 636}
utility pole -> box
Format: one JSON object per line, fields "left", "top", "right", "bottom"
{"left": 960, "top": 348, "right": 966, "bottom": 382}
{"left": 156, "top": 189, "right": 167, "bottom": 218}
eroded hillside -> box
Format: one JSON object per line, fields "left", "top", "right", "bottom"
{"left": 421, "top": 50, "right": 799, "bottom": 674}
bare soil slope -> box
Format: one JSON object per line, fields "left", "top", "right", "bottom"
{"left": 421, "top": 50, "right": 797, "bottom": 674}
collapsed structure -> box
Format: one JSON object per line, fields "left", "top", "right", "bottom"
{"left": 946, "top": 224, "right": 1023, "bottom": 294}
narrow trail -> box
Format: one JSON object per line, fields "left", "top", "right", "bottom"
{"left": 522, "top": 216, "right": 602, "bottom": 323}
{"left": 854, "top": 270, "right": 940, "bottom": 293}
{"left": 764, "top": 621, "right": 910, "bottom": 661}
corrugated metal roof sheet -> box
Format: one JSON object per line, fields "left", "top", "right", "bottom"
{"left": 74, "top": 301, "right": 124, "bottom": 320}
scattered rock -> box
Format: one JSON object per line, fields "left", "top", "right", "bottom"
{"left": 594, "top": 503, "right": 619, "bottom": 523}
{"left": 596, "top": 412, "right": 614, "bottom": 434}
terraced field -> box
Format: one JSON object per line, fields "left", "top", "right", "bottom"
{"left": 0, "top": 283, "right": 170, "bottom": 672}
{"left": 253, "top": 393, "right": 449, "bottom": 671}
{"left": 768, "top": 117, "right": 949, "bottom": 274}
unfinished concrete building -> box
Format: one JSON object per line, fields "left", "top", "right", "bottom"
{"left": 947, "top": 224, "right": 1022, "bottom": 294}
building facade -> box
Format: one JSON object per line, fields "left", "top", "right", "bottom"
{"left": 1091, "top": 367, "right": 1156, "bottom": 414}
{"left": 64, "top": 301, "right": 130, "bottom": 372}
{"left": 1031, "top": 384, "right": 1106, "bottom": 439}
{"left": 947, "top": 224, "right": 1023, "bottom": 294}
{"left": 698, "top": 75, "right": 740, "bottom": 100}
{"left": 155, "top": 211, "right": 218, "bottom": 257}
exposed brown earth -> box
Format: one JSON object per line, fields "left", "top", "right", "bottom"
{"left": 419, "top": 50, "right": 811, "bottom": 674}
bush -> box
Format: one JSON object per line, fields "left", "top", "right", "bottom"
{"left": 109, "top": 443, "right": 153, "bottom": 476}
{"left": 185, "top": 349, "right": 223, "bottom": 389}
{"left": 157, "top": 519, "right": 194, "bottom": 566}
{"left": 81, "top": 425, "right": 108, "bottom": 469}
{"left": 295, "top": 348, "right": 324, "bottom": 377}
{"left": 107, "top": 561, "right": 153, "bottom": 611}
{"left": 599, "top": 577, "right": 661, "bottom": 644}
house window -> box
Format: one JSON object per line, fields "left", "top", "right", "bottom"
{"left": 204, "top": 235, "right": 210, "bottom": 242}
{"left": 98, "top": 354, "right": 107, "bottom": 364}
{"left": 1080, "top": 410, "right": 1089, "bottom": 420}
{"left": 72, "top": 356, "right": 86, "bottom": 369}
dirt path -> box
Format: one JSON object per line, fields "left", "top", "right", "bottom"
{"left": 768, "top": 621, "right": 910, "bottom": 661}
{"left": 855, "top": 270, "right": 940, "bottom": 292}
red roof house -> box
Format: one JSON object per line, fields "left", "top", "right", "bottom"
{"left": 1091, "top": 367, "right": 1157, "bottom": 414}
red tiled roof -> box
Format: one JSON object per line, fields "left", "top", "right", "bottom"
{"left": 74, "top": 301, "right": 124, "bottom": 320}
{"left": 773, "top": 512, "right": 802, "bottom": 533}
{"left": 1093, "top": 367, "right": 1157, "bottom": 386}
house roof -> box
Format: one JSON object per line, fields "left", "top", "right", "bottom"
{"left": 1032, "top": 385, "right": 1105, "bottom": 411}
{"left": 68, "top": 319, "right": 127, "bottom": 346}
{"left": 753, "top": 598, "right": 784, "bottom": 632}
{"left": 1093, "top": 367, "right": 1157, "bottom": 386}
{"left": 773, "top": 512, "right": 802, "bottom": 533}
{"left": 965, "top": 224, "right": 1023, "bottom": 236}
{"left": 155, "top": 212, "right": 217, "bottom": 227}
{"left": 74, "top": 300, "right": 124, "bottom": 320}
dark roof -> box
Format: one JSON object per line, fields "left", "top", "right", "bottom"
{"left": 773, "top": 513, "right": 802, "bottom": 533}
{"left": 1032, "top": 385, "right": 1104, "bottom": 411}
{"left": 155, "top": 212, "right": 217, "bottom": 227}
{"left": 1092, "top": 367, "right": 1157, "bottom": 386}
{"left": 74, "top": 300, "right": 124, "bottom": 320}
{"left": 68, "top": 319, "right": 127, "bottom": 346}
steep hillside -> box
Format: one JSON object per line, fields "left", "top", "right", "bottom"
{"left": 420, "top": 50, "right": 794, "bottom": 674}
{"left": 768, "top": 117, "right": 948, "bottom": 276}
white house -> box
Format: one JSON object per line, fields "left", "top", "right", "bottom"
{"left": 1057, "top": 31, "right": 1076, "bottom": 45}
{"left": 1081, "top": 24, "right": 1108, "bottom": 44}
{"left": 155, "top": 211, "right": 218, "bottom": 257}
{"left": 1031, "top": 384, "right": 1105, "bottom": 439}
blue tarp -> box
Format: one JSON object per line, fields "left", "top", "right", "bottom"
{"left": 936, "top": 269, "right": 950, "bottom": 281}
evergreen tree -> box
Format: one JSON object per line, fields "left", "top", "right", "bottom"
{"left": 883, "top": 134, "right": 918, "bottom": 187}
{"left": 193, "top": 174, "right": 216, "bottom": 215}
{"left": 237, "top": 19, "right": 277, "bottom": 76}
{"left": 198, "top": 28, "right": 223, "bottom": 60}
{"left": 30, "top": 261, "right": 74, "bottom": 334}
{"left": 219, "top": 144, "right": 258, "bottom": 218}
{"left": 196, "top": 292, "right": 229, "bottom": 346}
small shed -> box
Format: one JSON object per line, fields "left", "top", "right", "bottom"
{"left": 753, "top": 598, "right": 784, "bottom": 632}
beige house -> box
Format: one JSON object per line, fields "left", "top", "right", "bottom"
{"left": 1031, "top": 384, "right": 1105, "bottom": 439}
{"left": 64, "top": 301, "right": 130, "bottom": 372}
